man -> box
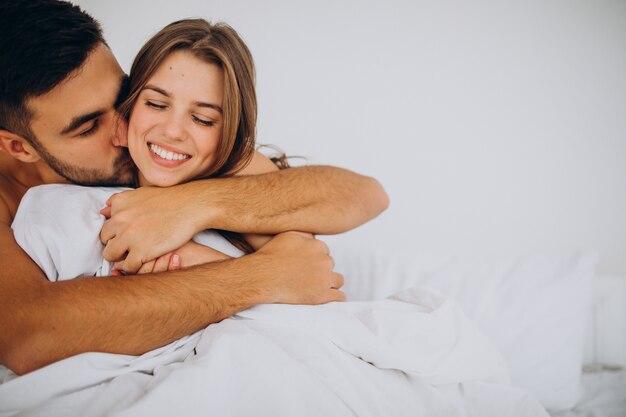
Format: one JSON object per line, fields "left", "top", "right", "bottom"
{"left": 0, "top": 0, "right": 388, "bottom": 375}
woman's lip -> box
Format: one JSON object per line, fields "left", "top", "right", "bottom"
{"left": 147, "top": 142, "right": 191, "bottom": 168}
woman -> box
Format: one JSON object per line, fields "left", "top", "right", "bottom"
{"left": 14, "top": 19, "right": 285, "bottom": 278}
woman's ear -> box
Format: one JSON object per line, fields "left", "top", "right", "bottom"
{"left": 0, "top": 129, "right": 41, "bottom": 163}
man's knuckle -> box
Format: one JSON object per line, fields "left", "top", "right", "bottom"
{"left": 322, "top": 257, "right": 333, "bottom": 270}
{"left": 109, "top": 194, "right": 121, "bottom": 205}
{"left": 103, "top": 247, "right": 113, "bottom": 261}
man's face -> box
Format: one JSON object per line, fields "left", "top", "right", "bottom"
{"left": 26, "top": 43, "right": 135, "bottom": 187}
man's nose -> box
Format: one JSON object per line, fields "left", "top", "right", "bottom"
{"left": 111, "top": 113, "right": 128, "bottom": 147}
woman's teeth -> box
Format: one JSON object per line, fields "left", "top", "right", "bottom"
{"left": 149, "top": 143, "right": 190, "bottom": 161}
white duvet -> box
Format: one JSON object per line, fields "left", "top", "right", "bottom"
{"left": 0, "top": 185, "right": 549, "bottom": 416}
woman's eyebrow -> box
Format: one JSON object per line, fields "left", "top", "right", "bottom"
{"left": 194, "top": 101, "right": 222, "bottom": 114}
{"left": 143, "top": 84, "right": 170, "bottom": 97}
{"left": 143, "top": 84, "right": 222, "bottom": 113}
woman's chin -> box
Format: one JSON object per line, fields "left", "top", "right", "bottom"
{"left": 143, "top": 173, "right": 182, "bottom": 188}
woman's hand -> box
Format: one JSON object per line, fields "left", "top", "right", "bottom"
{"left": 112, "top": 252, "right": 180, "bottom": 275}
{"left": 113, "top": 240, "right": 232, "bottom": 275}
{"left": 173, "top": 240, "right": 232, "bottom": 268}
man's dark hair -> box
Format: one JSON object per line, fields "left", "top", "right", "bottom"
{"left": 0, "top": 0, "right": 105, "bottom": 144}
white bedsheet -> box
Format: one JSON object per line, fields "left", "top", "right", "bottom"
{"left": 2, "top": 184, "right": 549, "bottom": 416}
{"left": 0, "top": 287, "right": 548, "bottom": 417}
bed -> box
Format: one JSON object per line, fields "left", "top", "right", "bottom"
{"left": 330, "top": 242, "right": 626, "bottom": 416}
{"left": 0, "top": 243, "right": 624, "bottom": 416}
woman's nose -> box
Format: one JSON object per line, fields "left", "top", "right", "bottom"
{"left": 162, "top": 113, "right": 186, "bottom": 141}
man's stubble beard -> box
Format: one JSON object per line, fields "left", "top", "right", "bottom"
{"left": 35, "top": 142, "right": 137, "bottom": 187}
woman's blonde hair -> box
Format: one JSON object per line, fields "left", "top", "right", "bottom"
{"left": 120, "top": 18, "right": 257, "bottom": 177}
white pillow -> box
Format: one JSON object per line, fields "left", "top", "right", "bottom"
{"left": 330, "top": 243, "right": 598, "bottom": 411}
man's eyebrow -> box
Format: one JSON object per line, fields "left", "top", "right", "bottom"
{"left": 144, "top": 84, "right": 223, "bottom": 114}
{"left": 60, "top": 110, "right": 105, "bottom": 135}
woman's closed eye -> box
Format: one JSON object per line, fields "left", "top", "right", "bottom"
{"left": 145, "top": 100, "right": 167, "bottom": 110}
{"left": 192, "top": 115, "right": 216, "bottom": 127}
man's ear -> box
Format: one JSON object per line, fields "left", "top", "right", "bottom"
{"left": 0, "top": 129, "right": 41, "bottom": 163}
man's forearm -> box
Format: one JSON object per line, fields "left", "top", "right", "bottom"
{"left": 100, "top": 165, "right": 388, "bottom": 274}
{"left": 2, "top": 232, "right": 343, "bottom": 375}
{"left": 5, "top": 256, "right": 265, "bottom": 375}
{"left": 194, "top": 165, "right": 389, "bottom": 235}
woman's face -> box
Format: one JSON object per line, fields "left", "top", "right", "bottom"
{"left": 128, "top": 50, "right": 225, "bottom": 187}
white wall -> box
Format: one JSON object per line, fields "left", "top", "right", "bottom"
{"left": 76, "top": 0, "right": 626, "bottom": 274}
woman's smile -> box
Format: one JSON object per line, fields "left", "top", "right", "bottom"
{"left": 147, "top": 141, "right": 191, "bottom": 168}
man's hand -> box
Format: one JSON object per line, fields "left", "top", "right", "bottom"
{"left": 100, "top": 185, "right": 203, "bottom": 273}
{"left": 253, "top": 232, "right": 345, "bottom": 304}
